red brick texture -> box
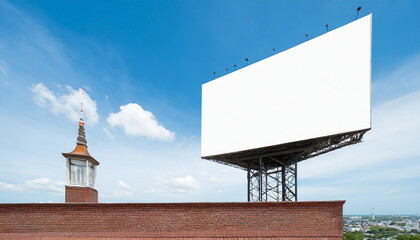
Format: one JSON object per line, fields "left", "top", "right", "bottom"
{"left": 65, "top": 186, "right": 98, "bottom": 203}
{"left": 0, "top": 201, "right": 344, "bottom": 239}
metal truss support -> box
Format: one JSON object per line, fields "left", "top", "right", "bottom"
{"left": 203, "top": 130, "right": 368, "bottom": 202}
{"left": 247, "top": 158, "right": 297, "bottom": 202}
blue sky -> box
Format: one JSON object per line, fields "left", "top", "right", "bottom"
{"left": 0, "top": 0, "right": 419, "bottom": 215}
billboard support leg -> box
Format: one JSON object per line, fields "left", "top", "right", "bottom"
{"left": 247, "top": 158, "right": 297, "bottom": 202}
{"left": 265, "top": 166, "right": 268, "bottom": 201}
{"left": 259, "top": 158, "right": 263, "bottom": 201}
{"left": 284, "top": 160, "right": 297, "bottom": 201}
{"left": 295, "top": 161, "right": 297, "bottom": 201}
{"left": 282, "top": 165, "right": 286, "bottom": 201}
{"left": 247, "top": 162, "right": 250, "bottom": 202}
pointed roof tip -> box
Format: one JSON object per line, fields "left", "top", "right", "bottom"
{"left": 77, "top": 120, "right": 87, "bottom": 146}
{"left": 62, "top": 119, "right": 99, "bottom": 166}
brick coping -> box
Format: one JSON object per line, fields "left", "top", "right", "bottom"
{"left": 0, "top": 200, "right": 345, "bottom": 207}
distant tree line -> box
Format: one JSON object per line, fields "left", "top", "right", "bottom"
{"left": 343, "top": 227, "right": 419, "bottom": 240}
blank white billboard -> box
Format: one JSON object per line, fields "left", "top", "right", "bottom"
{"left": 202, "top": 14, "right": 372, "bottom": 158}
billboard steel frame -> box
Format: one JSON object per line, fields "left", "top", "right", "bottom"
{"left": 205, "top": 130, "right": 367, "bottom": 202}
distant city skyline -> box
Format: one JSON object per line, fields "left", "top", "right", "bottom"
{"left": 344, "top": 214, "right": 420, "bottom": 237}
{"left": 0, "top": 0, "right": 419, "bottom": 215}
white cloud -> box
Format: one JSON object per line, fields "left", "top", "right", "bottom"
{"left": 107, "top": 103, "right": 175, "bottom": 141}
{"left": 113, "top": 180, "right": 134, "bottom": 197}
{"left": 145, "top": 176, "right": 200, "bottom": 194}
{"left": 0, "top": 59, "right": 7, "bottom": 84}
{"left": 102, "top": 127, "right": 114, "bottom": 140}
{"left": 209, "top": 177, "right": 225, "bottom": 183}
{"left": 0, "top": 181, "right": 24, "bottom": 191}
{"left": 101, "top": 180, "right": 134, "bottom": 198}
{"left": 373, "top": 53, "right": 420, "bottom": 104}
{"left": 117, "top": 180, "right": 132, "bottom": 190}
{"left": 0, "top": 178, "right": 65, "bottom": 193}
{"left": 31, "top": 83, "right": 99, "bottom": 125}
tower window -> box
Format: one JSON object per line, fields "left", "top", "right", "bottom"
{"left": 70, "top": 159, "right": 86, "bottom": 185}
{"left": 88, "top": 162, "right": 95, "bottom": 188}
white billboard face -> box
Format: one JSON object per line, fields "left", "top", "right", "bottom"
{"left": 202, "top": 14, "right": 372, "bottom": 158}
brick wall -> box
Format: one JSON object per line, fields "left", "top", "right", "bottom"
{"left": 65, "top": 186, "right": 98, "bottom": 203}
{"left": 0, "top": 201, "right": 344, "bottom": 239}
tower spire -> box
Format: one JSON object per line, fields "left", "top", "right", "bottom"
{"left": 77, "top": 88, "right": 87, "bottom": 146}
{"left": 77, "top": 123, "right": 87, "bottom": 146}
{"left": 79, "top": 88, "right": 84, "bottom": 126}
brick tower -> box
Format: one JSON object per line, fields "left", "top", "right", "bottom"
{"left": 62, "top": 118, "right": 99, "bottom": 203}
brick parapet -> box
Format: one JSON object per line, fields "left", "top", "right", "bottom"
{"left": 0, "top": 201, "right": 344, "bottom": 239}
